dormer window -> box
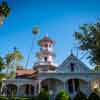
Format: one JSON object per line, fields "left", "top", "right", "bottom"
{"left": 70, "top": 63, "right": 74, "bottom": 72}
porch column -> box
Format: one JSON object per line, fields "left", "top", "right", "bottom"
{"left": 63, "top": 81, "right": 66, "bottom": 90}
{"left": 88, "top": 80, "right": 91, "bottom": 89}
{"left": 16, "top": 85, "right": 20, "bottom": 97}
{"left": 38, "top": 80, "right": 41, "bottom": 94}
{"left": 34, "top": 84, "right": 37, "bottom": 96}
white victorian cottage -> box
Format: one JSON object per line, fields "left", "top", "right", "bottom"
{"left": 2, "top": 35, "right": 100, "bottom": 99}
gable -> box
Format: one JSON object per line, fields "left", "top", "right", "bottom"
{"left": 57, "top": 54, "right": 91, "bottom": 73}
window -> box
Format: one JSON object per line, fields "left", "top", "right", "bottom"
{"left": 70, "top": 63, "right": 74, "bottom": 72}
{"left": 44, "top": 56, "right": 48, "bottom": 62}
{"left": 68, "top": 79, "right": 73, "bottom": 93}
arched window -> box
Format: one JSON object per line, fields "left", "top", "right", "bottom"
{"left": 70, "top": 63, "right": 74, "bottom": 72}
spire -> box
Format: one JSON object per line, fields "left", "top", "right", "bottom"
{"left": 45, "top": 34, "right": 48, "bottom": 37}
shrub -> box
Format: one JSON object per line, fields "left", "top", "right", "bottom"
{"left": 10, "top": 97, "right": 35, "bottom": 100}
{"left": 88, "top": 92, "right": 100, "bottom": 100}
{"left": 0, "top": 97, "right": 36, "bottom": 100}
{"left": 93, "top": 88, "right": 100, "bottom": 95}
{"left": 38, "top": 89, "right": 50, "bottom": 100}
{"left": 73, "top": 91, "right": 87, "bottom": 100}
{"left": 55, "top": 90, "right": 71, "bottom": 100}
{"left": 0, "top": 96, "right": 8, "bottom": 100}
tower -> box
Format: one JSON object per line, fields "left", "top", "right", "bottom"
{"left": 34, "top": 34, "right": 57, "bottom": 71}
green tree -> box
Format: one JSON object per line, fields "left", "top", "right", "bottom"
{"left": 5, "top": 48, "right": 24, "bottom": 78}
{"left": 93, "top": 65, "right": 100, "bottom": 72}
{"left": 0, "top": 56, "right": 5, "bottom": 72}
{"left": 25, "top": 26, "right": 40, "bottom": 68}
{"left": 74, "top": 21, "right": 100, "bottom": 66}
{"left": 93, "top": 87, "right": 100, "bottom": 96}
{"left": 0, "top": 56, "right": 6, "bottom": 95}
{"left": 55, "top": 90, "right": 71, "bottom": 100}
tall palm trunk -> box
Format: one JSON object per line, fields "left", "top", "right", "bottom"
{"left": 25, "top": 38, "right": 35, "bottom": 68}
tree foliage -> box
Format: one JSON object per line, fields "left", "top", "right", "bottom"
{"left": 5, "top": 48, "right": 23, "bottom": 66}
{"left": 5, "top": 48, "right": 24, "bottom": 78}
{"left": 38, "top": 89, "right": 50, "bottom": 100}
{"left": 0, "top": 56, "right": 5, "bottom": 72}
{"left": 0, "top": 1, "right": 10, "bottom": 17}
{"left": 93, "top": 65, "right": 100, "bottom": 72}
{"left": 93, "top": 87, "right": 100, "bottom": 95}
{"left": 74, "top": 21, "right": 100, "bottom": 65}
{"left": 55, "top": 90, "right": 71, "bottom": 100}
{"left": 0, "top": 56, "right": 6, "bottom": 79}
{"left": 32, "top": 26, "right": 40, "bottom": 35}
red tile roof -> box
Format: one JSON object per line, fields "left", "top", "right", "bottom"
{"left": 38, "top": 35, "right": 54, "bottom": 45}
{"left": 16, "top": 69, "right": 37, "bottom": 77}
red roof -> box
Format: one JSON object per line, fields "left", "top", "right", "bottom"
{"left": 38, "top": 35, "right": 54, "bottom": 45}
{"left": 16, "top": 69, "right": 37, "bottom": 77}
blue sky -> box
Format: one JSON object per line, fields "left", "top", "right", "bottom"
{"left": 0, "top": 0, "right": 100, "bottom": 69}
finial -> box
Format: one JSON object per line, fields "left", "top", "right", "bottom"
{"left": 45, "top": 34, "right": 48, "bottom": 37}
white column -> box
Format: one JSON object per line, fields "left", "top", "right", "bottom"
{"left": 16, "top": 85, "right": 20, "bottom": 97}
{"left": 38, "top": 80, "right": 41, "bottom": 93}
{"left": 73, "top": 79, "right": 75, "bottom": 93}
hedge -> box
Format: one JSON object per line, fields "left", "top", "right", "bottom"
{"left": 88, "top": 92, "right": 100, "bottom": 100}
{"left": 0, "top": 96, "right": 8, "bottom": 100}
{"left": 0, "top": 97, "right": 35, "bottom": 100}
{"left": 37, "top": 90, "right": 50, "bottom": 100}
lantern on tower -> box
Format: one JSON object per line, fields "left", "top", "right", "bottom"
{"left": 0, "top": 1, "right": 10, "bottom": 25}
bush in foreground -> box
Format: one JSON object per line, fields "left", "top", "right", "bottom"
{"left": 0, "top": 97, "right": 35, "bottom": 100}
{"left": 37, "top": 89, "right": 50, "bottom": 100}
{"left": 55, "top": 90, "right": 71, "bottom": 100}
{"left": 0, "top": 96, "right": 8, "bottom": 100}
{"left": 88, "top": 92, "right": 100, "bottom": 100}
{"left": 73, "top": 91, "right": 87, "bottom": 100}
{"left": 11, "top": 97, "right": 34, "bottom": 100}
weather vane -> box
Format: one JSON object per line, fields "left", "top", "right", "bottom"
{"left": 0, "top": 1, "right": 10, "bottom": 25}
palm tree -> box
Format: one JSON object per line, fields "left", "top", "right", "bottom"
{"left": 0, "top": 56, "right": 6, "bottom": 95}
{"left": 25, "top": 26, "right": 40, "bottom": 68}
{"left": 0, "top": 1, "right": 10, "bottom": 25}
{"left": 5, "top": 47, "right": 24, "bottom": 78}
{"left": 0, "top": 56, "right": 5, "bottom": 72}
{"left": 5, "top": 53, "right": 13, "bottom": 74}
